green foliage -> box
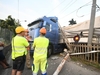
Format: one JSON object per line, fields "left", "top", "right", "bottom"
{"left": 71, "top": 56, "right": 100, "bottom": 70}
{"left": 0, "top": 15, "right": 21, "bottom": 36}
{"left": 69, "top": 18, "right": 77, "bottom": 25}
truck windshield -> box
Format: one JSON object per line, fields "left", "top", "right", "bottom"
{"left": 29, "top": 22, "right": 41, "bottom": 29}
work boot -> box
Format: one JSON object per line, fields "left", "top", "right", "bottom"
{"left": 41, "top": 73, "right": 47, "bottom": 75}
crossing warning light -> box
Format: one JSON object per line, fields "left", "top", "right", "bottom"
{"left": 73, "top": 34, "right": 80, "bottom": 43}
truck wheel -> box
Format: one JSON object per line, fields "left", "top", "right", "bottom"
{"left": 47, "top": 45, "right": 53, "bottom": 58}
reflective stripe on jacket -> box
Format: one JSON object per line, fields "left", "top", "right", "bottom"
{"left": 33, "top": 36, "right": 49, "bottom": 59}
{"left": 11, "top": 35, "right": 29, "bottom": 59}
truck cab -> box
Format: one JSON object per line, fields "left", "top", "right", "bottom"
{"left": 28, "top": 16, "right": 67, "bottom": 57}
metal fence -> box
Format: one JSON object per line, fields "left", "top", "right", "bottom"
{"left": 0, "top": 27, "right": 13, "bottom": 45}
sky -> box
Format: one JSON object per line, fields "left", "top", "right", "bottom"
{"left": 0, "top": 0, "right": 100, "bottom": 29}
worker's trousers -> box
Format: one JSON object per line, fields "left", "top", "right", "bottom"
{"left": 32, "top": 57, "right": 47, "bottom": 75}
{"left": 26, "top": 50, "right": 31, "bottom": 68}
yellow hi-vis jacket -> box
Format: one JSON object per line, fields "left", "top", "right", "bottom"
{"left": 33, "top": 36, "right": 49, "bottom": 59}
{"left": 11, "top": 35, "right": 29, "bottom": 60}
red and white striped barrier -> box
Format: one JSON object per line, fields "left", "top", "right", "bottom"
{"left": 53, "top": 53, "right": 69, "bottom": 75}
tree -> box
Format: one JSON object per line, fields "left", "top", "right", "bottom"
{"left": 69, "top": 18, "right": 77, "bottom": 25}
{"left": 0, "top": 15, "right": 21, "bottom": 36}
{"left": 0, "top": 19, "right": 7, "bottom": 28}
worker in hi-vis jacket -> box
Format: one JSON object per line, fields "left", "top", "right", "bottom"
{"left": 11, "top": 26, "right": 29, "bottom": 75}
{"left": 32, "top": 27, "right": 49, "bottom": 75}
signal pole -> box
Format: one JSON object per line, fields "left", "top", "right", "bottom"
{"left": 88, "top": 0, "right": 97, "bottom": 46}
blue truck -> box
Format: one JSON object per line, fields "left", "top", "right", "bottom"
{"left": 28, "top": 16, "right": 67, "bottom": 57}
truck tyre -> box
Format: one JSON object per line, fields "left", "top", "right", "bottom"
{"left": 47, "top": 44, "right": 53, "bottom": 58}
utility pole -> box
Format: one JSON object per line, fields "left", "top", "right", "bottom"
{"left": 18, "top": 0, "right": 19, "bottom": 24}
{"left": 88, "top": 0, "right": 97, "bottom": 46}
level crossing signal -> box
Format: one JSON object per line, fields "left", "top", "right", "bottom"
{"left": 73, "top": 34, "right": 80, "bottom": 43}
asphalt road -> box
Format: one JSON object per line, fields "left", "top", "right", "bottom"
{"left": 0, "top": 45, "right": 100, "bottom": 75}
{"left": 1, "top": 54, "right": 100, "bottom": 75}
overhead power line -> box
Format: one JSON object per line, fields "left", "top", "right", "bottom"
{"left": 76, "top": 3, "right": 100, "bottom": 18}
{"left": 60, "top": 1, "right": 92, "bottom": 19}
{"left": 46, "top": 0, "right": 66, "bottom": 15}
{"left": 96, "top": 4, "right": 100, "bottom": 8}
{"left": 62, "top": 5, "right": 100, "bottom": 25}
{"left": 57, "top": 0, "right": 77, "bottom": 16}
{"left": 96, "top": 4, "right": 100, "bottom": 12}
{"left": 76, "top": 4, "right": 92, "bottom": 18}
